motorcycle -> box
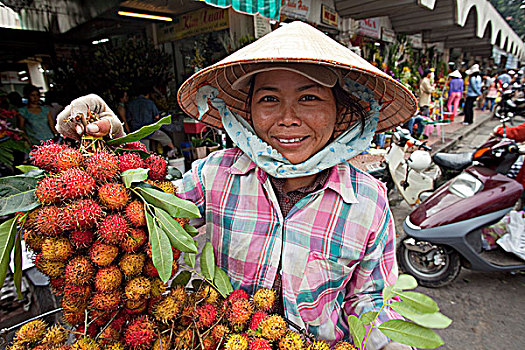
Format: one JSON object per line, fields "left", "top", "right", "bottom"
{"left": 493, "top": 83, "right": 525, "bottom": 122}
{"left": 399, "top": 123, "right": 525, "bottom": 287}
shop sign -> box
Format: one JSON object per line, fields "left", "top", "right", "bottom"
{"left": 0, "top": 71, "right": 22, "bottom": 84}
{"left": 254, "top": 15, "right": 271, "bottom": 39}
{"left": 381, "top": 27, "right": 395, "bottom": 43}
{"left": 357, "top": 17, "right": 380, "bottom": 39}
{"left": 321, "top": 4, "right": 338, "bottom": 27}
{"left": 157, "top": 7, "right": 229, "bottom": 43}
{"left": 281, "top": 0, "right": 311, "bottom": 20}
{"left": 407, "top": 33, "right": 422, "bottom": 48}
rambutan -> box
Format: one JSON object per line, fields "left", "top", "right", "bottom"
{"left": 173, "top": 329, "right": 194, "bottom": 349}
{"left": 65, "top": 256, "right": 94, "bottom": 285}
{"left": 29, "top": 140, "right": 67, "bottom": 171}
{"left": 118, "top": 152, "right": 146, "bottom": 173}
{"left": 70, "top": 230, "right": 94, "bottom": 249}
{"left": 260, "top": 315, "right": 287, "bottom": 341}
{"left": 120, "top": 141, "right": 147, "bottom": 152}
{"left": 278, "top": 331, "right": 305, "bottom": 350}
{"left": 249, "top": 338, "right": 272, "bottom": 350}
{"left": 33, "top": 253, "right": 65, "bottom": 278}
{"left": 170, "top": 285, "right": 188, "bottom": 303}
{"left": 98, "top": 326, "right": 120, "bottom": 344}
{"left": 13, "top": 319, "right": 47, "bottom": 344}
{"left": 227, "top": 298, "right": 253, "bottom": 327}
{"left": 198, "top": 285, "right": 220, "bottom": 304}
{"left": 125, "top": 276, "right": 151, "bottom": 301}
{"left": 225, "top": 334, "right": 249, "bottom": 350}
{"left": 71, "top": 337, "right": 100, "bottom": 350}
{"left": 125, "top": 200, "right": 146, "bottom": 227}
{"left": 94, "top": 265, "right": 122, "bottom": 292}
{"left": 23, "top": 209, "right": 39, "bottom": 230}
{"left": 90, "top": 242, "right": 119, "bottom": 267}
{"left": 124, "top": 316, "right": 156, "bottom": 350}
{"left": 98, "top": 183, "right": 129, "bottom": 210}
{"left": 86, "top": 152, "right": 119, "bottom": 182}
{"left": 63, "top": 310, "right": 85, "bottom": 325}
{"left": 252, "top": 288, "right": 277, "bottom": 312}
{"left": 61, "top": 199, "right": 102, "bottom": 230}
{"left": 57, "top": 168, "right": 96, "bottom": 200}
{"left": 36, "top": 205, "right": 63, "bottom": 236}
{"left": 145, "top": 154, "right": 167, "bottom": 180}
{"left": 62, "top": 295, "right": 88, "bottom": 313}
{"left": 149, "top": 278, "right": 167, "bottom": 298}
{"left": 90, "top": 290, "right": 121, "bottom": 311}
{"left": 306, "top": 341, "right": 331, "bottom": 350}
{"left": 98, "top": 214, "right": 129, "bottom": 244}
{"left": 105, "top": 343, "right": 125, "bottom": 350}
{"left": 41, "top": 237, "right": 74, "bottom": 261}
{"left": 75, "top": 324, "right": 98, "bottom": 338}
{"left": 49, "top": 277, "right": 65, "bottom": 295}
{"left": 153, "top": 335, "right": 171, "bottom": 350}
{"left": 195, "top": 303, "right": 217, "bottom": 328}
{"left": 42, "top": 324, "right": 68, "bottom": 347}
{"left": 211, "top": 324, "right": 230, "bottom": 343}
{"left": 54, "top": 147, "right": 85, "bottom": 172}
{"left": 63, "top": 284, "right": 92, "bottom": 301}
{"left": 156, "top": 180, "right": 177, "bottom": 195}
{"left": 125, "top": 298, "right": 148, "bottom": 313}
{"left": 142, "top": 259, "right": 158, "bottom": 278}
{"left": 120, "top": 228, "right": 147, "bottom": 253}
{"left": 23, "top": 229, "right": 44, "bottom": 251}
{"left": 228, "top": 289, "right": 250, "bottom": 302}
{"left": 202, "top": 336, "right": 216, "bottom": 350}
{"left": 250, "top": 311, "right": 268, "bottom": 330}
{"left": 153, "top": 295, "right": 182, "bottom": 323}
{"left": 333, "top": 341, "right": 358, "bottom": 350}
{"left": 35, "top": 176, "right": 60, "bottom": 204}
{"left": 118, "top": 253, "right": 145, "bottom": 277}
{"left": 175, "top": 217, "right": 189, "bottom": 228}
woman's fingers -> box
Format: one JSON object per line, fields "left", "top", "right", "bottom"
{"left": 86, "top": 119, "right": 111, "bottom": 137}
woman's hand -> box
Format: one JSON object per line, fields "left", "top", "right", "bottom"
{"left": 56, "top": 94, "right": 125, "bottom": 141}
{"left": 381, "top": 342, "right": 412, "bottom": 350}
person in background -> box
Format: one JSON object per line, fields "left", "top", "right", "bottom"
{"left": 463, "top": 64, "right": 482, "bottom": 125}
{"left": 497, "top": 69, "right": 512, "bottom": 88}
{"left": 56, "top": 22, "right": 416, "bottom": 350}
{"left": 482, "top": 74, "right": 498, "bottom": 113}
{"left": 126, "top": 85, "right": 177, "bottom": 157}
{"left": 45, "top": 89, "right": 64, "bottom": 124}
{"left": 114, "top": 89, "right": 130, "bottom": 133}
{"left": 418, "top": 69, "right": 435, "bottom": 117}
{"left": 18, "top": 85, "right": 56, "bottom": 144}
{"left": 446, "top": 70, "right": 464, "bottom": 121}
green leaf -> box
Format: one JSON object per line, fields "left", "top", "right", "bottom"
{"left": 0, "top": 176, "right": 40, "bottom": 216}
{"left": 184, "top": 224, "right": 199, "bottom": 237}
{"left": 167, "top": 166, "right": 182, "bottom": 179}
{"left": 348, "top": 315, "right": 365, "bottom": 348}
{"left": 0, "top": 218, "right": 17, "bottom": 288}
{"left": 183, "top": 253, "right": 195, "bottom": 269}
{"left": 153, "top": 207, "right": 198, "bottom": 253}
{"left": 200, "top": 242, "right": 215, "bottom": 282}
{"left": 108, "top": 115, "right": 172, "bottom": 146}
{"left": 16, "top": 165, "right": 40, "bottom": 173}
{"left": 213, "top": 267, "right": 233, "bottom": 298}
{"left": 393, "top": 274, "right": 418, "bottom": 291}
{"left": 389, "top": 301, "right": 452, "bottom": 329}
{"left": 13, "top": 232, "right": 22, "bottom": 299}
{"left": 382, "top": 285, "right": 394, "bottom": 301}
{"left": 192, "top": 279, "right": 204, "bottom": 291}
{"left": 377, "top": 320, "right": 444, "bottom": 348}
{"left": 172, "top": 270, "right": 192, "bottom": 287}
{"left": 136, "top": 187, "right": 201, "bottom": 219}
{"left": 360, "top": 311, "right": 379, "bottom": 326}
{"left": 395, "top": 291, "right": 439, "bottom": 313}
{"left": 145, "top": 210, "right": 173, "bottom": 282}
{"left": 121, "top": 168, "right": 149, "bottom": 188}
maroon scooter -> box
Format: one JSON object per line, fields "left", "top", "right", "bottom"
{"left": 400, "top": 123, "right": 525, "bottom": 287}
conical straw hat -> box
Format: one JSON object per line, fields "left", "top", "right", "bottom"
{"left": 177, "top": 21, "right": 417, "bottom": 133}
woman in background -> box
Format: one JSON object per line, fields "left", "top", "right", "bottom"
{"left": 18, "top": 85, "right": 56, "bottom": 144}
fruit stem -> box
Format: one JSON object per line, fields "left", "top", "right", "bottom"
{"left": 361, "top": 302, "right": 386, "bottom": 350}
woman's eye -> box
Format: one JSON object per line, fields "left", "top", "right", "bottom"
{"left": 301, "top": 95, "right": 319, "bottom": 101}
{"left": 260, "top": 96, "right": 277, "bottom": 102}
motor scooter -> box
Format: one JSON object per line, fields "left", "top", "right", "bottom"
{"left": 400, "top": 125, "right": 525, "bottom": 287}
{"left": 493, "top": 83, "right": 525, "bottom": 121}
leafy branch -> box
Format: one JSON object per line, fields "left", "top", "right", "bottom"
{"left": 349, "top": 275, "right": 451, "bottom": 349}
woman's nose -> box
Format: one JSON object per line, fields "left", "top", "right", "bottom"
{"left": 278, "top": 103, "right": 301, "bottom": 126}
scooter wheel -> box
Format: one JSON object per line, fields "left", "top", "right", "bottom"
{"left": 398, "top": 243, "right": 461, "bottom": 288}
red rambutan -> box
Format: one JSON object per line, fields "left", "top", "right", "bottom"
{"left": 36, "top": 206, "right": 63, "bottom": 236}
{"left": 86, "top": 152, "right": 119, "bottom": 182}
{"left": 54, "top": 147, "right": 84, "bottom": 172}
{"left": 120, "top": 141, "right": 147, "bottom": 152}
{"left": 249, "top": 338, "right": 272, "bottom": 350}
{"left": 89, "top": 241, "right": 119, "bottom": 267}
{"left": 118, "top": 152, "right": 146, "bottom": 173}
{"left": 124, "top": 316, "right": 156, "bottom": 350}
{"left": 94, "top": 265, "right": 122, "bottom": 292}
{"left": 250, "top": 311, "right": 268, "bottom": 330}
{"left": 63, "top": 310, "right": 85, "bottom": 325}
{"left": 70, "top": 230, "right": 94, "bottom": 249}
{"left": 23, "top": 229, "right": 44, "bottom": 251}
{"left": 98, "top": 183, "right": 129, "bottom": 210}
{"left": 56, "top": 168, "right": 96, "bottom": 200}
{"left": 228, "top": 289, "right": 250, "bottom": 302}
{"left": 33, "top": 253, "right": 65, "bottom": 278}
{"left": 227, "top": 298, "right": 253, "bottom": 327}
{"left": 195, "top": 303, "right": 217, "bottom": 329}
{"left": 124, "top": 276, "right": 151, "bottom": 301}
{"left": 60, "top": 199, "right": 102, "bottom": 230}
{"left": 98, "top": 214, "right": 129, "bottom": 244}
{"left": 90, "top": 290, "right": 121, "bottom": 311}
{"left": 125, "top": 200, "right": 146, "bottom": 227}
{"left": 142, "top": 259, "right": 158, "bottom": 278}
{"left": 65, "top": 256, "right": 94, "bottom": 285}
{"left": 49, "top": 278, "right": 65, "bottom": 295}
{"left": 211, "top": 324, "right": 230, "bottom": 343}
{"left": 35, "top": 176, "right": 60, "bottom": 204}
{"left": 145, "top": 155, "right": 167, "bottom": 180}
{"left": 29, "top": 140, "right": 67, "bottom": 171}
{"left": 63, "top": 284, "right": 92, "bottom": 301}
{"left": 120, "top": 228, "right": 147, "bottom": 253}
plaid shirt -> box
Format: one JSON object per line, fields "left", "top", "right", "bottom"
{"left": 178, "top": 148, "right": 401, "bottom": 348}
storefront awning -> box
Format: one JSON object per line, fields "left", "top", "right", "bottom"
{"left": 201, "top": 0, "right": 280, "bottom": 21}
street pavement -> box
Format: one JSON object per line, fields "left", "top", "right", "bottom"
{"left": 389, "top": 110, "right": 525, "bottom": 350}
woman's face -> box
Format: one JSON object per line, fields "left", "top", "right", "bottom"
{"left": 28, "top": 90, "right": 40, "bottom": 105}
{"left": 250, "top": 70, "right": 337, "bottom": 165}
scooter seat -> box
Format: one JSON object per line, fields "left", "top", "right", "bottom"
{"left": 432, "top": 152, "right": 473, "bottom": 171}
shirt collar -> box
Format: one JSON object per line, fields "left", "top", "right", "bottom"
{"left": 229, "top": 150, "right": 358, "bottom": 204}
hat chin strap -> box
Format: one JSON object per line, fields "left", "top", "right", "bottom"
{"left": 195, "top": 78, "right": 380, "bottom": 178}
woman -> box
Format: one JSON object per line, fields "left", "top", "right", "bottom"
{"left": 18, "top": 85, "right": 56, "bottom": 144}
{"left": 57, "top": 22, "right": 416, "bottom": 350}
{"left": 446, "top": 70, "right": 463, "bottom": 121}
{"left": 463, "top": 64, "right": 482, "bottom": 125}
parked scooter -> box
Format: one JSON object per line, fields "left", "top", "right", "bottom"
{"left": 400, "top": 124, "right": 525, "bottom": 287}
{"left": 493, "top": 83, "right": 525, "bottom": 121}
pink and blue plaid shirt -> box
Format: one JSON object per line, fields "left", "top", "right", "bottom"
{"left": 177, "top": 148, "right": 401, "bottom": 348}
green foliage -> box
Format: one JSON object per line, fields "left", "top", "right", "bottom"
{"left": 490, "top": 0, "right": 525, "bottom": 40}
{"left": 0, "top": 217, "right": 17, "bottom": 290}
{"left": 0, "top": 175, "right": 39, "bottom": 216}
{"left": 108, "top": 115, "right": 172, "bottom": 146}
{"left": 349, "top": 274, "right": 450, "bottom": 349}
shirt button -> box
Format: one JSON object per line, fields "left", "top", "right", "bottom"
{"left": 284, "top": 197, "right": 290, "bottom": 203}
